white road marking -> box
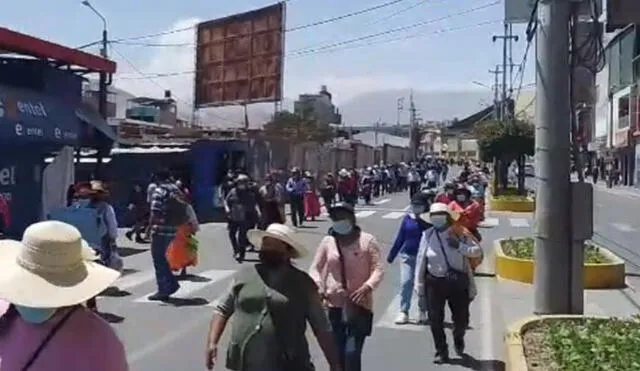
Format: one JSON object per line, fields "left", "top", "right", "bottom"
{"left": 113, "top": 270, "right": 156, "bottom": 291}
{"left": 509, "top": 218, "right": 530, "bottom": 228}
{"left": 375, "top": 295, "right": 426, "bottom": 332}
{"left": 478, "top": 218, "right": 499, "bottom": 228}
{"left": 479, "top": 278, "right": 495, "bottom": 361}
{"left": 134, "top": 269, "right": 236, "bottom": 303}
{"left": 382, "top": 212, "right": 406, "bottom": 219}
{"left": 403, "top": 205, "right": 411, "bottom": 211}
{"left": 611, "top": 222, "right": 635, "bottom": 232}
{"left": 355, "top": 210, "right": 376, "bottom": 218}
{"left": 374, "top": 198, "right": 391, "bottom": 205}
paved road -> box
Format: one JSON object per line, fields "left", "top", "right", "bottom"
{"left": 100, "top": 188, "right": 520, "bottom": 371}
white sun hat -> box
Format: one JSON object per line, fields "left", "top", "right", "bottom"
{"left": 0, "top": 221, "right": 120, "bottom": 308}
{"left": 420, "top": 202, "right": 460, "bottom": 224}
{"left": 247, "top": 223, "right": 308, "bottom": 259}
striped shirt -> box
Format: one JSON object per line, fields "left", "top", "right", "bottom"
{"left": 150, "top": 182, "right": 180, "bottom": 234}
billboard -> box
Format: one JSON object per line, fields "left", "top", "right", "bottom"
{"left": 194, "top": 3, "right": 285, "bottom": 108}
{"left": 505, "top": 0, "right": 601, "bottom": 24}
{"left": 607, "top": 0, "right": 640, "bottom": 32}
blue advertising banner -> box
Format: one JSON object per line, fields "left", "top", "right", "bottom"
{"left": 0, "top": 155, "right": 42, "bottom": 238}
{"left": 0, "top": 85, "right": 80, "bottom": 146}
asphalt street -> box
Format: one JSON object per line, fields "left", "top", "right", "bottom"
{"left": 99, "top": 181, "right": 539, "bottom": 371}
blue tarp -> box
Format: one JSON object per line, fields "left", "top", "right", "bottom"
{"left": 0, "top": 85, "right": 80, "bottom": 146}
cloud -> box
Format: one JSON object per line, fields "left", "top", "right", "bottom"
{"left": 292, "top": 75, "right": 413, "bottom": 104}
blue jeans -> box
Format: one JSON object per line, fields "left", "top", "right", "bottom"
{"left": 400, "top": 253, "right": 427, "bottom": 314}
{"left": 150, "top": 231, "right": 180, "bottom": 295}
{"left": 328, "top": 308, "right": 366, "bottom": 371}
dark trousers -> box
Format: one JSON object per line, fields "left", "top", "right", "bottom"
{"left": 150, "top": 231, "right": 180, "bottom": 295}
{"left": 409, "top": 182, "right": 420, "bottom": 198}
{"left": 328, "top": 308, "right": 366, "bottom": 371}
{"left": 228, "top": 220, "right": 250, "bottom": 259}
{"left": 425, "top": 274, "right": 470, "bottom": 355}
{"left": 289, "top": 194, "right": 305, "bottom": 226}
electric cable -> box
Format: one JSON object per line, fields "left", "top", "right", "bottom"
{"left": 110, "top": 46, "right": 242, "bottom": 125}
{"left": 511, "top": 0, "right": 538, "bottom": 103}
{"left": 115, "top": 19, "right": 499, "bottom": 80}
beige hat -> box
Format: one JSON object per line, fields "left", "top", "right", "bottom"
{"left": 0, "top": 221, "right": 120, "bottom": 308}
{"left": 420, "top": 202, "right": 460, "bottom": 224}
{"left": 247, "top": 223, "right": 308, "bottom": 259}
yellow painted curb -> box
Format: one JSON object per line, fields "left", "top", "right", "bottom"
{"left": 505, "top": 315, "right": 610, "bottom": 371}
{"left": 489, "top": 196, "right": 535, "bottom": 212}
{"left": 494, "top": 238, "right": 626, "bottom": 289}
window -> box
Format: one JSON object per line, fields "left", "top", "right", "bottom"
{"left": 618, "top": 96, "right": 630, "bottom": 129}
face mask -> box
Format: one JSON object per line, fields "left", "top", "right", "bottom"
{"left": 456, "top": 195, "right": 467, "bottom": 202}
{"left": 411, "top": 205, "right": 425, "bottom": 216}
{"left": 430, "top": 215, "right": 448, "bottom": 229}
{"left": 332, "top": 220, "right": 353, "bottom": 235}
{"left": 237, "top": 185, "right": 246, "bottom": 191}
{"left": 258, "top": 250, "right": 286, "bottom": 267}
{"left": 15, "top": 306, "right": 57, "bottom": 324}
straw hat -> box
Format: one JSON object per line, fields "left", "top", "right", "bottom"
{"left": 420, "top": 202, "right": 460, "bottom": 224}
{"left": 90, "top": 180, "right": 108, "bottom": 194}
{"left": 247, "top": 223, "right": 308, "bottom": 259}
{"left": 0, "top": 221, "right": 120, "bottom": 308}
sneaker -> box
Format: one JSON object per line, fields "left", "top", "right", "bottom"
{"left": 454, "top": 337, "right": 465, "bottom": 356}
{"left": 147, "top": 292, "right": 170, "bottom": 301}
{"left": 418, "top": 311, "right": 428, "bottom": 324}
{"left": 394, "top": 312, "right": 409, "bottom": 324}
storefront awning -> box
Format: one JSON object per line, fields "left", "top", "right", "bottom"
{"left": 75, "top": 103, "right": 119, "bottom": 143}
{"left": 0, "top": 86, "right": 80, "bottom": 146}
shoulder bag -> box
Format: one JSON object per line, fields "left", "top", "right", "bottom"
{"left": 334, "top": 236, "right": 374, "bottom": 338}
{"left": 22, "top": 306, "right": 79, "bottom": 371}
{"left": 432, "top": 230, "right": 470, "bottom": 289}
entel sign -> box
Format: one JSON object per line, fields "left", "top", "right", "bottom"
{"left": 0, "top": 98, "right": 47, "bottom": 119}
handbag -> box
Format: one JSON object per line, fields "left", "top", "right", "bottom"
{"left": 432, "top": 230, "right": 470, "bottom": 289}
{"left": 334, "top": 237, "right": 374, "bottom": 337}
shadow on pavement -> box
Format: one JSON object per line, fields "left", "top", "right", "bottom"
{"left": 449, "top": 354, "right": 505, "bottom": 371}
{"left": 117, "top": 247, "right": 149, "bottom": 257}
{"left": 178, "top": 274, "right": 212, "bottom": 283}
{"left": 162, "top": 297, "right": 209, "bottom": 307}
{"left": 98, "top": 312, "right": 125, "bottom": 324}
{"left": 100, "top": 287, "right": 131, "bottom": 297}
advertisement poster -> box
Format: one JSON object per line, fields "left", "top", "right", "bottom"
{"left": 0, "top": 156, "right": 42, "bottom": 238}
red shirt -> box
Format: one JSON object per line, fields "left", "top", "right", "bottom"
{"left": 450, "top": 201, "right": 482, "bottom": 230}
{"left": 435, "top": 193, "right": 453, "bottom": 205}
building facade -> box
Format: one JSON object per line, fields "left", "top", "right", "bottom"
{"left": 293, "top": 85, "right": 342, "bottom": 126}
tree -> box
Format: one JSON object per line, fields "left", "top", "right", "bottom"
{"left": 263, "top": 110, "right": 333, "bottom": 143}
{"left": 474, "top": 119, "right": 534, "bottom": 195}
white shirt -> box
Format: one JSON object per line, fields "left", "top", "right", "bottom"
{"left": 146, "top": 183, "right": 157, "bottom": 204}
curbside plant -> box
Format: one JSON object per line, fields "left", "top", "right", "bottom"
{"left": 494, "top": 237, "right": 625, "bottom": 289}
{"left": 506, "top": 315, "right": 640, "bottom": 371}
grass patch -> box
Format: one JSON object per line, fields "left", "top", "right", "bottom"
{"left": 523, "top": 317, "right": 640, "bottom": 371}
{"left": 492, "top": 194, "right": 532, "bottom": 201}
{"left": 500, "top": 237, "right": 609, "bottom": 264}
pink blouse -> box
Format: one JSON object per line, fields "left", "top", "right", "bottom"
{"left": 308, "top": 232, "right": 384, "bottom": 310}
{"left": 0, "top": 300, "right": 128, "bottom": 371}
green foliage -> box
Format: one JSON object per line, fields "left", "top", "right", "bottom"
{"left": 534, "top": 318, "right": 640, "bottom": 371}
{"left": 263, "top": 110, "right": 333, "bottom": 143}
{"left": 500, "top": 237, "right": 609, "bottom": 264}
{"left": 474, "top": 119, "right": 534, "bottom": 162}
{"left": 492, "top": 194, "right": 530, "bottom": 201}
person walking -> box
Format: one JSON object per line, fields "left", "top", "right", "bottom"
{"left": 205, "top": 223, "right": 342, "bottom": 371}
{"left": 386, "top": 193, "right": 432, "bottom": 325}
{"left": 414, "top": 203, "right": 483, "bottom": 364}
{"left": 224, "top": 174, "right": 261, "bottom": 263}
{"left": 308, "top": 203, "right": 384, "bottom": 371}
{"left": 0, "top": 221, "right": 128, "bottom": 371}
{"left": 285, "top": 168, "right": 307, "bottom": 227}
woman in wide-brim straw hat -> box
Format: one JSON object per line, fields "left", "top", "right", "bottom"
{"left": 0, "top": 220, "right": 128, "bottom": 371}
{"left": 205, "top": 223, "right": 341, "bottom": 371}
{"left": 414, "top": 202, "right": 483, "bottom": 364}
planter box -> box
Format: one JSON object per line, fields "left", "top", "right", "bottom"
{"left": 494, "top": 238, "right": 626, "bottom": 289}
{"left": 505, "top": 315, "right": 610, "bottom": 371}
{"left": 489, "top": 196, "right": 535, "bottom": 212}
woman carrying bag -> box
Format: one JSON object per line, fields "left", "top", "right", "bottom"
{"left": 309, "top": 203, "right": 384, "bottom": 371}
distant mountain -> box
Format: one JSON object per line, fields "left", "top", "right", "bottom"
{"left": 338, "top": 89, "right": 494, "bottom": 126}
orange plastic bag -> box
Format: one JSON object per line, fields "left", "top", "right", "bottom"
{"left": 166, "top": 224, "right": 198, "bottom": 271}
{"left": 451, "top": 223, "right": 484, "bottom": 271}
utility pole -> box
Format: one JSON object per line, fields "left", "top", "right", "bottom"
{"left": 375, "top": 119, "right": 380, "bottom": 147}
{"left": 396, "top": 97, "right": 404, "bottom": 127}
{"left": 489, "top": 66, "right": 501, "bottom": 119}
{"left": 534, "top": 0, "right": 573, "bottom": 314}
{"left": 409, "top": 90, "right": 418, "bottom": 160}
{"left": 493, "top": 23, "right": 518, "bottom": 120}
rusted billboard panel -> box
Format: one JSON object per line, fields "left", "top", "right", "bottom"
{"left": 195, "top": 3, "right": 285, "bottom": 108}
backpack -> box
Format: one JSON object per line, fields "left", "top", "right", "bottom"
{"left": 47, "top": 199, "right": 106, "bottom": 249}
{"left": 159, "top": 185, "right": 189, "bottom": 226}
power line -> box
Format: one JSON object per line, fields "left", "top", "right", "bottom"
{"left": 116, "top": 19, "right": 499, "bottom": 80}
{"left": 110, "top": 46, "right": 242, "bottom": 125}
{"left": 103, "top": 0, "right": 408, "bottom": 46}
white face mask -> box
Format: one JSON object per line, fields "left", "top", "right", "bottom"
{"left": 430, "top": 214, "right": 448, "bottom": 228}
{"left": 456, "top": 195, "right": 466, "bottom": 202}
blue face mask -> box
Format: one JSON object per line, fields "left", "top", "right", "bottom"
{"left": 411, "top": 205, "right": 425, "bottom": 216}
{"left": 430, "top": 215, "right": 448, "bottom": 229}
{"left": 332, "top": 220, "right": 354, "bottom": 235}
{"left": 15, "top": 305, "right": 57, "bottom": 324}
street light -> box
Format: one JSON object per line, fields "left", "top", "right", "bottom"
{"left": 81, "top": 1, "right": 107, "bottom": 34}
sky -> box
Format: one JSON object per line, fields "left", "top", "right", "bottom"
{"left": 0, "top": 0, "right": 535, "bottom": 118}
